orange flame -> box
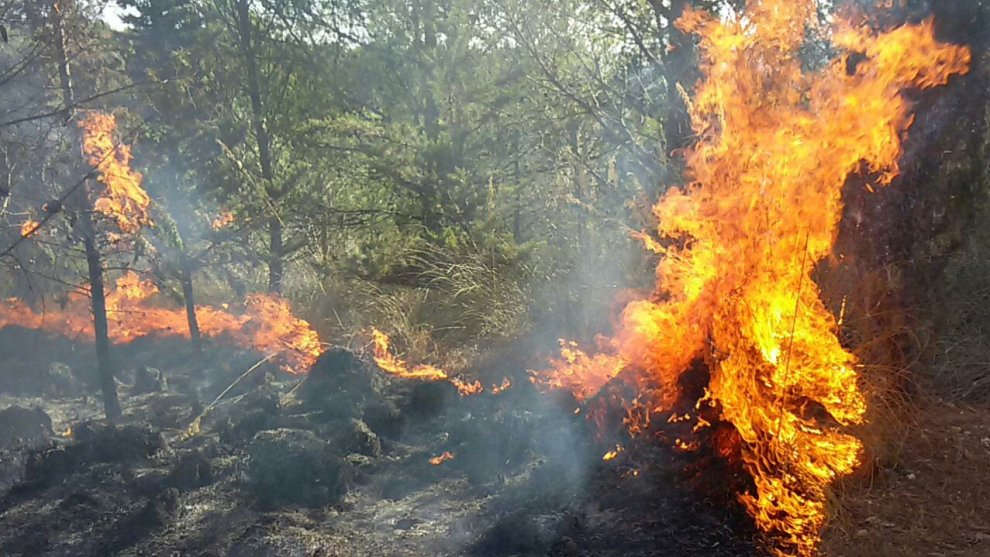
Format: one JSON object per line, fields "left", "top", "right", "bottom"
{"left": 78, "top": 112, "right": 151, "bottom": 234}
{"left": 20, "top": 220, "right": 40, "bottom": 237}
{"left": 530, "top": 340, "right": 625, "bottom": 402}
{"left": 211, "top": 211, "right": 235, "bottom": 230}
{"left": 371, "top": 328, "right": 484, "bottom": 396}
{"left": 490, "top": 377, "right": 512, "bottom": 395}
{"left": 0, "top": 272, "right": 321, "bottom": 372}
{"left": 532, "top": 2, "right": 969, "bottom": 554}
{"left": 428, "top": 451, "right": 455, "bottom": 465}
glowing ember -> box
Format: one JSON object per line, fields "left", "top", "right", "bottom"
{"left": 428, "top": 451, "right": 455, "bottom": 465}
{"left": 450, "top": 377, "right": 483, "bottom": 396}
{"left": 602, "top": 444, "right": 623, "bottom": 461}
{"left": 0, "top": 272, "right": 321, "bottom": 372}
{"left": 20, "top": 220, "right": 40, "bottom": 237}
{"left": 370, "top": 328, "right": 484, "bottom": 396}
{"left": 490, "top": 377, "right": 512, "bottom": 395}
{"left": 532, "top": 2, "right": 969, "bottom": 554}
{"left": 78, "top": 112, "right": 151, "bottom": 234}
{"left": 211, "top": 211, "right": 235, "bottom": 230}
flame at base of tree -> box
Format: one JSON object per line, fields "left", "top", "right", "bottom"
{"left": 531, "top": 1, "right": 970, "bottom": 554}
{"left": 0, "top": 272, "right": 321, "bottom": 372}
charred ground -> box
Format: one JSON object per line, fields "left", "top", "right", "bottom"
{"left": 0, "top": 328, "right": 759, "bottom": 557}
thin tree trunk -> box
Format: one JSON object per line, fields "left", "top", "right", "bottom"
{"left": 52, "top": 0, "right": 120, "bottom": 420}
{"left": 659, "top": 0, "right": 696, "bottom": 154}
{"left": 180, "top": 252, "right": 201, "bottom": 353}
{"left": 52, "top": 1, "right": 74, "bottom": 120}
{"left": 82, "top": 209, "right": 121, "bottom": 420}
{"left": 268, "top": 217, "right": 283, "bottom": 293}
{"left": 234, "top": 0, "right": 283, "bottom": 293}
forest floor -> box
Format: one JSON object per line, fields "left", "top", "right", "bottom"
{"left": 0, "top": 327, "right": 987, "bottom": 556}
{"left": 0, "top": 328, "right": 754, "bottom": 557}
{"left": 822, "top": 399, "right": 990, "bottom": 557}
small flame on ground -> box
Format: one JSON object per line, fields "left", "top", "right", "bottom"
{"left": 60, "top": 426, "right": 72, "bottom": 438}
{"left": 20, "top": 220, "right": 40, "bottom": 237}
{"left": 602, "top": 444, "right": 623, "bottom": 461}
{"left": 79, "top": 112, "right": 151, "bottom": 234}
{"left": 370, "top": 328, "right": 487, "bottom": 396}
{"left": 428, "top": 451, "right": 455, "bottom": 465}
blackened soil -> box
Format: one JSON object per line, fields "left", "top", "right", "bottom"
{"left": 0, "top": 327, "right": 763, "bottom": 556}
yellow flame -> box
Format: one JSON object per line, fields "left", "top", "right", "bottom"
{"left": 78, "top": 112, "right": 151, "bottom": 234}
{"left": 20, "top": 220, "right": 39, "bottom": 237}
{"left": 602, "top": 444, "right": 623, "bottom": 461}
{"left": 531, "top": 2, "right": 969, "bottom": 553}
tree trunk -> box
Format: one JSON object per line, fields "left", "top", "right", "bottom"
{"left": 51, "top": 0, "right": 74, "bottom": 119}
{"left": 234, "top": 0, "right": 283, "bottom": 293}
{"left": 179, "top": 252, "right": 201, "bottom": 353}
{"left": 268, "top": 216, "right": 283, "bottom": 294}
{"left": 52, "top": 0, "right": 120, "bottom": 420}
{"left": 82, "top": 209, "right": 122, "bottom": 420}
{"left": 653, "top": 0, "right": 697, "bottom": 155}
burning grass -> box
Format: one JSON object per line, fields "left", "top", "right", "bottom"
{"left": 0, "top": 271, "right": 321, "bottom": 372}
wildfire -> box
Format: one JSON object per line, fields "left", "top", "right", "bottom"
{"left": 78, "top": 112, "right": 151, "bottom": 234}
{"left": 211, "top": 211, "right": 235, "bottom": 230}
{"left": 490, "top": 377, "right": 512, "bottom": 395}
{"left": 20, "top": 220, "right": 40, "bottom": 237}
{"left": 531, "top": 1, "right": 969, "bottom": 554}
{"left": 530, "top": 340, "right": 625, "bottom": 402}
{"left": 370, "top": 328, "right": 484, "bottom": 396}
{"left": 0, "top": 272, "right": 321, "bottom": 372}
{"left": 602, "top": 444, "right": 623, "bottom": 461}
{"left": 428, "top": 451, "right": 455, "bottom": 465}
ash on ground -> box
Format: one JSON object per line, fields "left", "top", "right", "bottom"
{"left": 0, "top": 327, "right": 759, "bottom": 556}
